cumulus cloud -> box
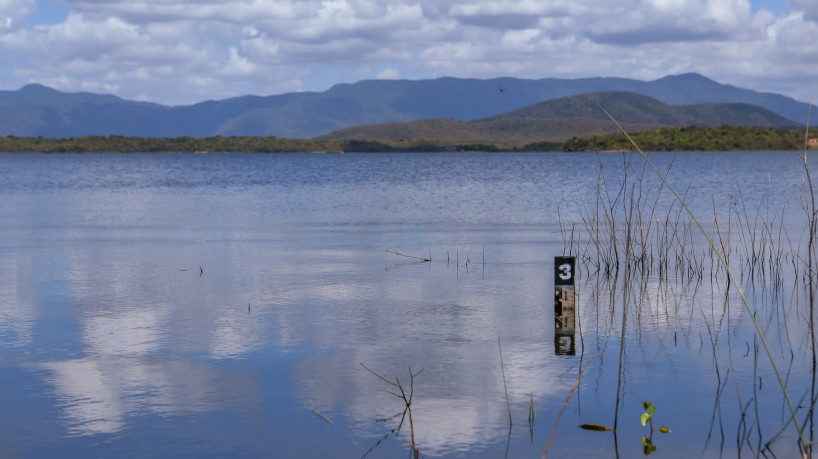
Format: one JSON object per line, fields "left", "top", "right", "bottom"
{"left": 0, "top": 0, "right": 36, "bottom": 32}
{"left": 376, "top": 67, "right": 400, "bottom": 79}
{"left": 449, "top": 0, "right": 575, "bottom": 29}
{"left": 791, "top": 0, "right": 818, "bottom": 21}
{"left": 0, "top": 0, "right": 815, "bottom": 104}
{"left": 586, "top": 0, "right": 758, "bottom": 44}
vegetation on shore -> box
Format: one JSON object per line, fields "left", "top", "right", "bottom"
{"left": 0, "top": 125, "right": 812, "bottom": 153}
{"left": 0, "top": 135, "right": 343, "bottom": 153}
{"left": 562, "top": 125, "right": 808, "bottom": 152}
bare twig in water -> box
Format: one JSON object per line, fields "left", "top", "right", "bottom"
{"left": 384, "top": 249, "right": 431, "bottom": 262}
{"left": 361, "top": 363, "right": 422, "bottom": 458}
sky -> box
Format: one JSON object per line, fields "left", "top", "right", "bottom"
{"left": 0, "top": 0, "right": 816, "bottom": 106}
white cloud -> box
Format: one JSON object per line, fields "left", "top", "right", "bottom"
{"left": 377, "top": 67, "right": 400, "bottom": 79}
{"left": 449, "top": 0, "right": 575, "bottom": 29}
{"left": 587, "top": 0, "right": 758, "bottom": 45}
{"left": 0, "top": 0, "right": 36, "bottom": 32}
{"left": 0, "top": 0, "right": 815, "bottom": 104}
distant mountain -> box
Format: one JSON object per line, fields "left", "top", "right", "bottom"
{"left": 0, "top": 73, "right": 809, "bottom": 139}
{"left": 321, "top": 92, "right": 799, "bottom": 146}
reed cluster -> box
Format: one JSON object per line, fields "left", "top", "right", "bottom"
{"left": 561, "top": 154, "right": 814, "bottom": 293}
{"left": 557, "top": 118, "right": 817, "bottom": 457}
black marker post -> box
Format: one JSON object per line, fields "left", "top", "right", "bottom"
{"left": 554, "top": 256, "right": 576, "bottom": 355}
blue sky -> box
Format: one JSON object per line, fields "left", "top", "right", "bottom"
{"left": 750, "top": 0, "right": 790, "bottom": 14}
{"left": 27, "top": 0, "right": 69, "bottom": 25}
{"left": 1, "top": 0, "right": 816, "bottom": 105}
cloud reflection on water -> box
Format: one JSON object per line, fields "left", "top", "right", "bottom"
{"left": 40, "top": 356, "right": 260, "bottom": 436}
{"left": 31, "top": 250, "right": 266, "bottom": 438}
{"left": 0, "top": 258, "right": 35, "bottom": 349}
{"left": 3, "top": 153, "right": 814, "bottom": 458}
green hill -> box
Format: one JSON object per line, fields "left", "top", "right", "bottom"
{"left": 321, "top": 92, "right": 798, "bottom": 149}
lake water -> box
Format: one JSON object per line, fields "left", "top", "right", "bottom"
{"left": 0, "top": 151, "right": 815, "bottom": 458}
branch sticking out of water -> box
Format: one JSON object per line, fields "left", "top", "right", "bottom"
{"left": 384, "top": 249, "right": 431, "bottom": 262}
{"left": 360, "top": 363, "right": 422, "bottom": 458}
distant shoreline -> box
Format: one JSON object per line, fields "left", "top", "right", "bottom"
{"left": 0, "top": 125, "right": 814, "bottom": 153}
{"left": 0, "top": 149, "right": 808, "bottom": 155}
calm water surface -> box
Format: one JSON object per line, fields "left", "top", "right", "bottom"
{"left": 0, "top": 152, "right": 815, "bottom": 458}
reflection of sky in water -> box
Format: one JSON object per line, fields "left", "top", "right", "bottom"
{"left": 0, "top": 258, "right": 35, "bottom": 348}
{"left": 0, "top": 152, "right": 815, "bottom": 458}
{"left": 40, "top": 357, "right": 260, "bottom": 436}
{"left": 41, "top": 359, "right": 125, "bottom": 435}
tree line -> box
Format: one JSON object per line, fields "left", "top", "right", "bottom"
{"left": 560, "top": 125, "right": 811, "bottom": 152}
{"left": 0, "top": 135, "right": 343, "bottom": 153}
{"left": 1, "top": 126, "right": 813, "bottom": 153}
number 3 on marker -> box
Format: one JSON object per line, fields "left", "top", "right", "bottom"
{"left": 558, "top": 263, "right": 572, "bottom": 281}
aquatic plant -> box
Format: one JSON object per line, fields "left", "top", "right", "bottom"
{"left": 640, "top": 400, "right": 670, "bottom": 435}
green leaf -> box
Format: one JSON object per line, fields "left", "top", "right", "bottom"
{"left": 648, "top": 405, "right": 657, "bottom": 414}
{"left": 643, "top": 400, "right": 651, "bottom": 410}
{"left": 659, "top": 426, "right": 671, "bottom": 433}
{"left": 578, "top": 423, "right": 614, "bottom": 431}
{"left": 641, "top": 413, "right": 651, "bottom": 427}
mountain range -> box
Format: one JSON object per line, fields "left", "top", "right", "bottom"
{"left": 0, "top": 73, "right": 809, "bottom": 139}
